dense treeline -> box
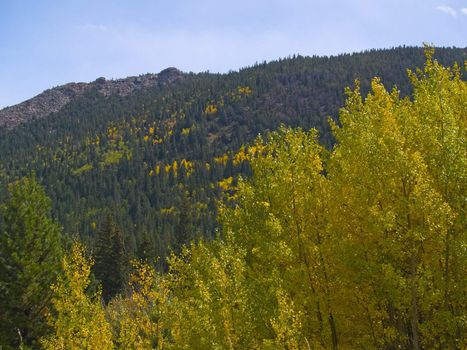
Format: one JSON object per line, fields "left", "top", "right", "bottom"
{"left": 0, "top": 50, "right": 465, "bottom": 349}
{"left": 0, "top": 47, "right": 465, "bottom": 265}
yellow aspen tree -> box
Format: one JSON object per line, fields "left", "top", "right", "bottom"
{"left": 329, "top": 49, "right": 465, "bottom": 349}
{"left": 107, "top": 260, "right": 168, "bottom": 349}
{"left": 165, "top": 241, "right": 254, "bottom": 349}
{"left": 219, "top": 127, "right": 335, "bottom": 349}
{"left": 405, "top": 48, "right": 467, "bottom": 350}
{"left": 41, "top": 243, "right": 113, "bottom": 350}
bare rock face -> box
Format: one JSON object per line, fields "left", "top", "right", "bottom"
{"left": 0, "top": 68, "right": 183, "bottom": 128}
{"left": 157, "top": 67, "right": 183, "bottom": 85}
{"left": 0, "top": 83, "right": 89, "bottom": 128}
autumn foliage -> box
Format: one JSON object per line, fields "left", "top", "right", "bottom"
{"left": 24, "top": 51, "right": 467, "bottom": 349}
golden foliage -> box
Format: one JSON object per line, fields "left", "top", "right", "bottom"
{"left": 107, "top": 261, "right": 168, "bottom": 349}
{"left": 204, "top": 104, "right": 218, "bottom": 115}
{"left": 41, "top": 243, "right": 113, "bottom": 349}
{"left": 218, "top": 176, "right": 233, "bottom": 191}
{"left": 213, "top": 153, "right": 229, "bottom": 166}
{"left": 237, "top": 86, "right": 253, "bottom": 95}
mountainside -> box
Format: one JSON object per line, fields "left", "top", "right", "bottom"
{"left": 0, "top": 68, "right": 183, "bottom": 128}
{"left": 0, "top": 46, "right": 465, "bottom": 261}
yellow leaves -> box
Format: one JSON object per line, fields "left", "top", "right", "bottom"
{"left": 164, "top": 240, "right": 251, "bottom": 349}
{"left": 218, "top": 176, "right": 234, "bottom": 191}
{"left": 203, "top": 86, "right": 251, "bottom": 117}
{"left": 149, "top": 159, "right": 194, "bottom": 177}
{"left": 247, "top": 144, "right": 264, "bottom": 159}
{"left": 180, "top": 158, "right": 194, "bottom": 176}
{"left": 233, "top": 147, "right": 249, "bottom": 166}
{"left": 268, "top": 290, "right": 304, "bottom": 350}
{"left": 172, "top": 160, "right": 178, "bottom": 177}
{"left": 129, "top": 260, "right": 161, "bottom": 306}
{"left": 148, "top": 164, "right": 162, "bottom": 177}
{"left": 181, "top": 127, "right": 191, "bottom": 136}
{"left": 214, "top": 153, "right": 229, "bottom": 166}
{"left": 161, "top": 207, "right": 176, "bottom": 215}
{"left": 237, "top": 85, "right": 252, "bottom": 95}
{"left": 204, "top": 104, "right": 218, "bottom": 115}
{"left": 324, "top": 50, "right": 467, "bottom": 349}
{"left": 107, "top": 261, "right": 168, "bottom": 349}
{"left": 101, "top": 149, "right": 125, "bottom": 166}
{"left": 107, "top": 126, "right": 121, "bottom": 141}
{"left": 42, "top": 243, "right": 113, "bottom": 349}
{"left": 142, "top": 125, "right": 166, "bottom": 145}
{"left": 179, "top": 158, "right": 192, "bottom": 169}
{"left": 195, "top": 202, "right": 208, "bottom": 210}
{"left": 72, "top": 163, "right": 93, "bottom": 176}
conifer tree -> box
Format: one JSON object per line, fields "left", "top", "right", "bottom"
{"left": 137, "top": 230, "right": 157, "bottom": 263}
{"left": 93, "top": 213, "right": 128, "bottom": 302}
{"left": 0, "top": 176, "right": 63, "bottom": 348}
{"left": 174, "top": 191, "right": 194, "bottom": 250}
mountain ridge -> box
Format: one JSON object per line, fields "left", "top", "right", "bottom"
{"left": 3, "top": 46, "right": 465, "bottom": 130}
{"left": 0, "top": 67, "right": 183, "bottom": 128}
{"left": 0, "top": 46, "right": 465, "bottom": 259}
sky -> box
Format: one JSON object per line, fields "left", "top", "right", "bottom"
{"left": 0, "top": 0, "right": 466, "bottom": 109}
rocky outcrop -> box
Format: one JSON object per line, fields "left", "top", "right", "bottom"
{"left": 0, "top": 68, "right": 183, "bottom": 128}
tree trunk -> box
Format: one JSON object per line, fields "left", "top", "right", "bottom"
{"left": 410, "top": 253, "right": 420, "bottom": 350}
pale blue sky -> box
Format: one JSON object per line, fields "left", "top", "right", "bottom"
{"left": 1, "top": 0, "right": 466, "bottom": 108}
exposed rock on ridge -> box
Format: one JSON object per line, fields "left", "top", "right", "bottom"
{"left": 0, "top": 68, "right": 183, "bottom": 128}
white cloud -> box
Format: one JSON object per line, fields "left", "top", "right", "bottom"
{"left": 79, "top": 24, "right": 108, "bottom": 32}
{"left": 461, "top": 8, "right": 467, "bottom": 15}
{"left": 436, "top": 5, "right": 457, "bottom": 17}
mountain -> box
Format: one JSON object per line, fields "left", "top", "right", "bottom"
{"left": 0, "top": 46, "right": 465, "bottom": 262}
{"left": 0, "top": 68, "right": 183, "bottom": 128}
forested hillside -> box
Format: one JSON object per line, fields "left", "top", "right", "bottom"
{"left": 0, "top": 46, "right": 465, "bottom": 262}
{"left": 0, "top": 49, "right": 465, "bottom": 349}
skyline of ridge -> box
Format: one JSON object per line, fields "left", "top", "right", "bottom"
{"left": 1, "top": 0, "right": 467, "bottom": 108}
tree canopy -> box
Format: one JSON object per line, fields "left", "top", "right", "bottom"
{"left": 39, "top": 49, "right": 467, "bottom": 349}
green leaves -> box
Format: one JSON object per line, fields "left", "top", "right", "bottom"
{"left": 0, "top": 176, "right": 63, "bottom": 348}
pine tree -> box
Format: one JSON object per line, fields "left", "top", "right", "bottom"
{"left": 93, "top": 213, "right": 129, "bottom": 302}
{"left": 0, "top": 176, "right": 63, "bottom": 348}
{"left": 174, "top": 191, "right": 194, "bottom": 250}
{"left": 137, "top": 230, "right": 157, "bottom": 264}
